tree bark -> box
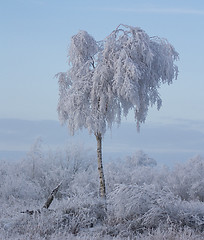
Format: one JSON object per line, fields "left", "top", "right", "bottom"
{"left": 43, "top": 182, "right": 62, "bottom": 209}
{"left": 95, "top": 132, "right": 106, "bottom": 199}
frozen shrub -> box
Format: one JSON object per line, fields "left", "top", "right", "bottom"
{"left": 126, "top": 150, "right": 157, "bottom": 167}
{"left": 107, "top": 184, "right": 174, "bottom": 235}
{"left": 136, "top": 226, "right": 204, "bottom": 240}
{"left": 105, "top": 151, "right": 160, "bottom": 193}
{"left": 59, "top": 198, "right": 107, "bottom": 235}
{"left": 1, "top": 143, "right": 204, "bottom": 239}
{"left": 168, "top": 155, "right": 204, "bottom": 201}
{"left": 0, "top": 160, "right": 42, "bottom": 201}
{"left": 107, "top": 183, "right": 204, "bottom": 236}
{"left": 142, "top": 190, "right": 204, "bottom": 231}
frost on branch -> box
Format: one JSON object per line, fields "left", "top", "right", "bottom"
{"left": 57, "top": 24, "right": 179, "bottom": 135}
{"left": 1, "top": 146, "right": 204, "bottom": 239}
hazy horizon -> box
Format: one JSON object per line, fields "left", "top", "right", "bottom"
{"left": 0, "top": 118, "right": 203, "bottom": 167}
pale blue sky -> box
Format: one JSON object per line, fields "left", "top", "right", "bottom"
{"left": 1, "top": 0, "right": 204, "bottom": 125}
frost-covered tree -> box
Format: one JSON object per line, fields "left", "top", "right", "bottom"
{"left": 56, "top": 24, "right": 179, "bottom": 198}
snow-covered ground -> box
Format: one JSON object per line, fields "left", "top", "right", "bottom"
{"left": 1, "top": 141, "right": 204, "bottom": 239}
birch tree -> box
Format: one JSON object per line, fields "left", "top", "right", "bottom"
{"left": 56, "top": 24, "right": 179, "bottom": 198}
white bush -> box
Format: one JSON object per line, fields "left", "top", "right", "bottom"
{"left": 168, "top": 155, "right": 204, "bottom": 201}
{"left": 1, "top": 145, "right": 204, "bottom": 239}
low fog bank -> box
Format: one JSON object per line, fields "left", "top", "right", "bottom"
{"left": 0, "top": 118, "right": 204, "bottom": 166}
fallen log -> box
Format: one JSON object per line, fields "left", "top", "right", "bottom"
{"left": 43, "top": 182, "right": 62, "bottom": 209}
{"left": 21, "top": 209, "right": 41, "bottom": 215}
{"left": 21, "top": 182, "right": 62, "bottom": 215}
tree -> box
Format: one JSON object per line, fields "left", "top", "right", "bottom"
{"left": 56, "top": 24, "right": 179, "bottom": 199}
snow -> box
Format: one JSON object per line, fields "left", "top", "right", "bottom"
{"left": 0, "top": 141, "right": 204, "bottom": 239}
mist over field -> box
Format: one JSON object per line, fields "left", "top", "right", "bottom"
{"left": 1, "top": 118, "right": 204, "bottom": 166}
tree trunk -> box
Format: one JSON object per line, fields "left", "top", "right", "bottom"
{"left": 95, "top": 132, "right": 106, "bottom": 199}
